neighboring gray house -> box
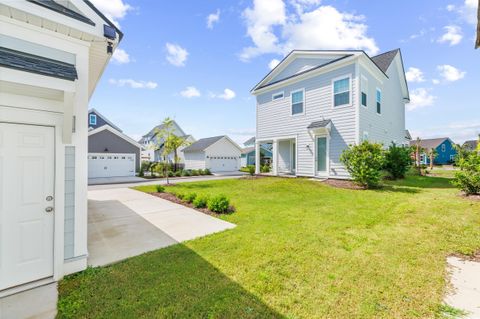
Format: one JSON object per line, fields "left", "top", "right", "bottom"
{"left": 139, "top": 120, "right": 195, "bottom": 163}
{"left": 183, "top": 136, "right": 242, "bottom": 172}
{"left": 88, "top": 110, "right": 142, "bottom": 178}
{"left": 463, "top": 138, "right": 478, "bottom": 151}
{"left": 251, "top": 49, "right": 409, "bottom": 178}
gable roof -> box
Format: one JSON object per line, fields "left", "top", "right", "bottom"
{"left": 88, "top": 124, "right": 142, "bottom": 149}
{"left": 182, "top": 136, "right": 225, "bottom": 152}
{"left": 244, "top": 137, "right": 256, "bottom": 146}
{"left": 0, "top": 47, "right": 78, "bottom": 81}
{"left": 409, "top": 137, "right": 452, "bottom": 150}
{"left": 88, "top": 108, "right": 122, "bottom": 132}
{"left": 371, "top": 49, "right": 399, "bottom": 73}
{"left": 463, "top": 140, "right": 478, "bottom": 150}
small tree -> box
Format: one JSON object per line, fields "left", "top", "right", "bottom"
{"left": 427, "top": 147, "right": 438, "bottom": 170}
{"left": 384, "top": 143, "right": 412, "bottom": 179}
{"left": 340, "top": 141, "right": 385, "bottom": 188}
{"left": 452, "top": 151, "right": 480, "bottom": 195}
{"left": 414, "top": 137, "right": 424, "bottom": 175}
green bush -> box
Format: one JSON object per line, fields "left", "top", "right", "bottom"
{"left": 183, "top": 193, "right": 197, "bottom": 203}
{"left": 247, "top": 165, "right": 255, "bottom": 176}
{"left": 384, "top": 143, "right": 412, "bottom": 179}
{"left": 193, "top": 195, "right": 208, "bottom": 208}
{"left": 204, "top": 169, "right": 211, "bottom": 175}
{"left": 168, "top": 171, "right": 174, "bottom": 177}
{"left": 199, "top": 169, "right": 206, "bottom": 175}
{"left": 183, "top": 170, "right": 192, "bottom": 177}
{"left": 175, "top": 192, "right": 185, "bottom": 200}
{"left": 207, "top": 194, "right": 230, "bottom": 213}
{"left": 260, "top": 164, "right": 271, "bottom": 173}
{"left": 452, "top": 151, "right": 480, "bottom": 195}
{"left": 191, "top": 170, "right": 200, "bottom": 176}
{"left": 340, "top": 141, "right": 385, "bottom": 188}
{"left": 155, "top": 185, "right": 165, "bottom": 193}
{"left": 174, "top": 171, "right": 182, "bottom": 177}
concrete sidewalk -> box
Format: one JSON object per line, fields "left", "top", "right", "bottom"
{"left": 88, "top": 188, "right": 236, "bottom": 266}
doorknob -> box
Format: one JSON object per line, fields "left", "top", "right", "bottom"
{"left": 46, "top": 196, "right": 54, "bottom": 201}
{"left": 45, "top": 207, "right": 54, "bottom": 213}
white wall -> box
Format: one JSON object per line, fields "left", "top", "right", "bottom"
{"left": 184, "top": 151, "right": 206, "bottom": 170}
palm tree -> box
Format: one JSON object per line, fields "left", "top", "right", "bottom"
{"left": 428, "top": 147, "right": 438, "bottom": 170}
{"left": 414, "top": 137, "right": 423, "bottom": 174}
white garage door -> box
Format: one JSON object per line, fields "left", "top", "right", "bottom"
{"left": 208, "top": 156, "right": 238, "bottom": 172}
{"left": 88, "top": 153, "right": 135, "bottom": 178}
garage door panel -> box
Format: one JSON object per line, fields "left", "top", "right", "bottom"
{"left": 208, "top": 156, "right": 239, "bottom": 172}
{"left": 88, "top": 153, "right": 135, "bottom": 178}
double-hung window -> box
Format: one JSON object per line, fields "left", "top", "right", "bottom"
{"left": 291, "top": 89, "right": 304, "bottom": 115}
{"left": 333, "top": 76, "right": 351, "bottom": 107}
{"left": 441, "top": 144, "right": 446, "bottom": 152}
{"left": 376, "top": 89, "right": 382, "bottom": 114}
{"left": 89, "top": 114, "right": 97, "bottom": 125}
{"left": 361, "top": 76, "right": 368, "bottom": 107}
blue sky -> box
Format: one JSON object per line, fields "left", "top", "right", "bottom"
{"left": 89, "top": 0, "right": 479, "bottom": 144}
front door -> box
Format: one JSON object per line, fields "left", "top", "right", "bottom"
{"left": 0, "top": 123, "right": 55, "bottom": 291}
{"left": 316, "top": 136, "right": 328, "bottom": 176}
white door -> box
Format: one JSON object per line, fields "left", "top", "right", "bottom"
{"left": 316, "top": 136, "right": 328, "bottom": 177}
{"left": 209, "top": 156, "right": 238, "bottom": 172}
{"left": 88, "top": 153, "right": 135, "bottom": 178}
{"left": 0, "top": 123, "right": 55, "bottom": 291}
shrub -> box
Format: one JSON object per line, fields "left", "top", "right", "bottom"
{"left": 183, "top": 192, "right": 197, "bottom": 203}
{"left": 155, "top": 184, "right": 165, "bottom": 193}
{"left": 183, "top": 170, "right": 192, "bottom": 177}
{"left": 247, "top": 165, "right": 255, "bottom": 176}
{"left": 207, "top": 194, "right": 230, "bottom": 213}
{"left": 175, "top": 192, "right": 185, "bottom": 200}
{"left": 204, "top": 169, "right": 211, "bottom": 175}
{"left": 452, "top": 151, "right": 480, "bottom": 195}
{"left": 193, "top": 195, "right": 208, "bottom": 208}
{"left": 168, "top": 171, "right": 174, "bottom": 177}
{"left": 175, "top": 171, "right": 182, "bottom": 177}
{"left": 199, "top": 169, "right": 206, "bottom": 175}
{"left": 340, "top": 141, "right": 385, "bottom": 188}
{"left": 191, "top": 170, "right": 200, "bottom": 176}
{"left": 260, "top": 164, "right": 271, "bottom": 173}
{"left": 384, "top": 143, "right": 412, "bottom": 179}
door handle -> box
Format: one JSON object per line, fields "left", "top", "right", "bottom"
{"left": 46, "top": 196, "right": 54, "bottom": 201}
{"left": 45, "top": 207, "right": 54, "bottom": 213}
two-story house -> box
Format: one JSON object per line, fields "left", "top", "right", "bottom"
{"left": 251, "top": 49, "right": 409, "bottom": 179}
{"left": 410, "top": 137, "right": 457, "bottom": 165}
{"left": 139, "top": 120, "right": 195, "bottom": 165}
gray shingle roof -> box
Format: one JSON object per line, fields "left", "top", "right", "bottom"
{"left": 371, "top": 49, "right": 399, "bottom": 73}
{"left": 307, "top": 119, "right": 332, "bottom": 129}
{"left": 183, "top": 136, "right": 225, "bottom": 152}
{"left": 0, "top": 47, "right": 78, "bottom": 81}
{"left": 463, "top": 140, "right": 478, "bottom": 150}
{"left": 243, "top": 137, "right": 255, "bottom": 146}
{"left": 409, "top": 137, "right": 450, "bottom": 150}
{"left": 241, "top": 146, "right": 255, "bottom": 154}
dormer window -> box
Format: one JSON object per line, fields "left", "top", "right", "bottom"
{"left": 89, "top": 114, "right": 97, "bottom": 125}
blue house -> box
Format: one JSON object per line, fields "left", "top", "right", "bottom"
{"left": 410, "top": 137, "right": 457, "bottom": 165}
{"left": 240, "top": 137, "right": 272, "bottom": 167}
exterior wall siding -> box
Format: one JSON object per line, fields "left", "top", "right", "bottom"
{"left": 64, "top": 146, "right": 75, "bottom": 260}
{"left": 256, "top": 63, "right": 357, "bottom": 178}
{"left": 270, "top": 57, "right": 340, "bottom": 83}
{"left": 88, "top": 130, "right": 141, "bottom": 171}
{"left": 88, "top": 110, "right": 111, "bottom": 130}
{"left": 184, "top": 151, "right": 206, "bottom": 170}
{"left": 433, "top": 140, "right": 456, "bottom": 164}
{"left": 358, "top": 61, "right": 406, "bottom": 147}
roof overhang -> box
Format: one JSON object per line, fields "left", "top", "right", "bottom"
{"left": 88, "top": 124, "right": 143, "bottom": 150}
{"left": 307, "top": 120, "right": 332, "bottom": 136}
{"left": 204, "top": 136, "right": 243, "bottom": 153}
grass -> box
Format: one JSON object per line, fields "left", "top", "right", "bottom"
{"left": 427, "top": 167, "right": 458, "bottom": 179}
{"left": 58, "top": 176, "right": 480, "bottom": 318}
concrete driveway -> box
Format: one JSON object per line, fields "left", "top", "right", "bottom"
{"left": 88, "top": 188, "right": 235, "bottom": 266}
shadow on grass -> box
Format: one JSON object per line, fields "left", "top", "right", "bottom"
{"left": 58, "top": 245, "right": 284, "bottom": 319}
{"left": 376, "top": 184, "right": 421, "bottom": 194}
{"left": 387, "top": 175, "right": 455, "bottom": 189}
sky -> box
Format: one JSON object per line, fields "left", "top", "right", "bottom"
{"left": 89, "top": 0, "right": 480, "bottom": 145}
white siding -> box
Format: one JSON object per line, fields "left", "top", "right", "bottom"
{"left": 205, "top": 138, "right": 241, "bottom": 170}
{"left": 256, "top": 63, "right": 357, "bottom": 178}
{"left": 184, "top": 151, "right": 206, "bottom": 170}
{"left": 359, "top": 57, "right": 406, "bottom": 147}
{"left": 270, "top": 57, "right": 342, "bottom": 84}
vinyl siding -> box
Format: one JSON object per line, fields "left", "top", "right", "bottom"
{"left": 205, "top": 138, "right": 241, "bottom": 169}
{"left": 184, "top": 151, "right": 206, "bottom": 170}
{"left": 256, "top": 63, "right": 357, "bottom": 178}
{"left": 270, "top": 57, "right": 342, "bottom": 84}
{"left": 359, "top": 57, "right": 406, "bottom": 147}
{"left": 64, "top": 146, "right": 75, "bottom": 260}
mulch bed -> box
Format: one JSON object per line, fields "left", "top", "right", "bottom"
{"left": 151, "top": 192, "right": 219, "bottom": 217}
{"left": 321, "top": 179, "right": 365, "bottom": 190}
{"left": 458, "top": 193, "right": 480, "bottom": 201}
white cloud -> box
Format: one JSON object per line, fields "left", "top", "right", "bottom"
{"left": 407, "top": 88, "right": 436, "bottom": 111}
{"left": 180, "top": 86, "right": 201, "bottom": 98}
{"left": 437, "top": 64, "right": 466, "bottom": 82}
{"left": 108, "top": 78, "right": 157, "bottom": 89}
{"left": 437, "top": 25, "right": 463, "bottom": 46}
{"left": 165, "top": 43, "right": 188, "bottom": 67}
{"left": 112, "top": 48, "right": 130, "bottom": 64}
{"left": 240, "top": 1, "right": 378, "bottom": 61}
{"left": 90, "top": 0, "right": 132, "bottom": 27}
{"left": 268, "top": 58, "right": 281, "bottom": 69}
{"left": 207, "top": 9, "right": 220, "bottom": 29}
{"left": 210, "top": 88, "right": 236, "bottom": 100}
{"left": 432, "top": 79, "right": 440, "bottom": 85}
{"left": 446, "top": 4, "right": 456, "bottom": 11}
{"left": 405, "top": 67, "right": 425, "bottom": 83}
{"left": 456, "top": 0, "right": 478, "bottom": 25}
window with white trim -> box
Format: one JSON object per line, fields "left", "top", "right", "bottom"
{"left": 272, "top": 91, "right": 284, "bottom": 101}
{"left": 441, "top": 144, "right": 446, "bottom": 152}
{"left": 291, "top": 89, "right": 304, "bottom": 115}
{"left": 361, "top": 76, "right": 368, "bottom": 107}
{"left": 89, "top": 114, "right": 97, "bottom": 125}
{"left": 333, "top": 76, "right": 351, "bottom": 107}
{"left": 376, "top": 89, "right": 382, "bottom": 114}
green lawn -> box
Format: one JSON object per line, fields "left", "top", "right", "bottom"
{"left": 427, "top": 167, "right": 458, "bottom": 179}
{"left": 58, "top": 176, "right": 480, "bottom": 318}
